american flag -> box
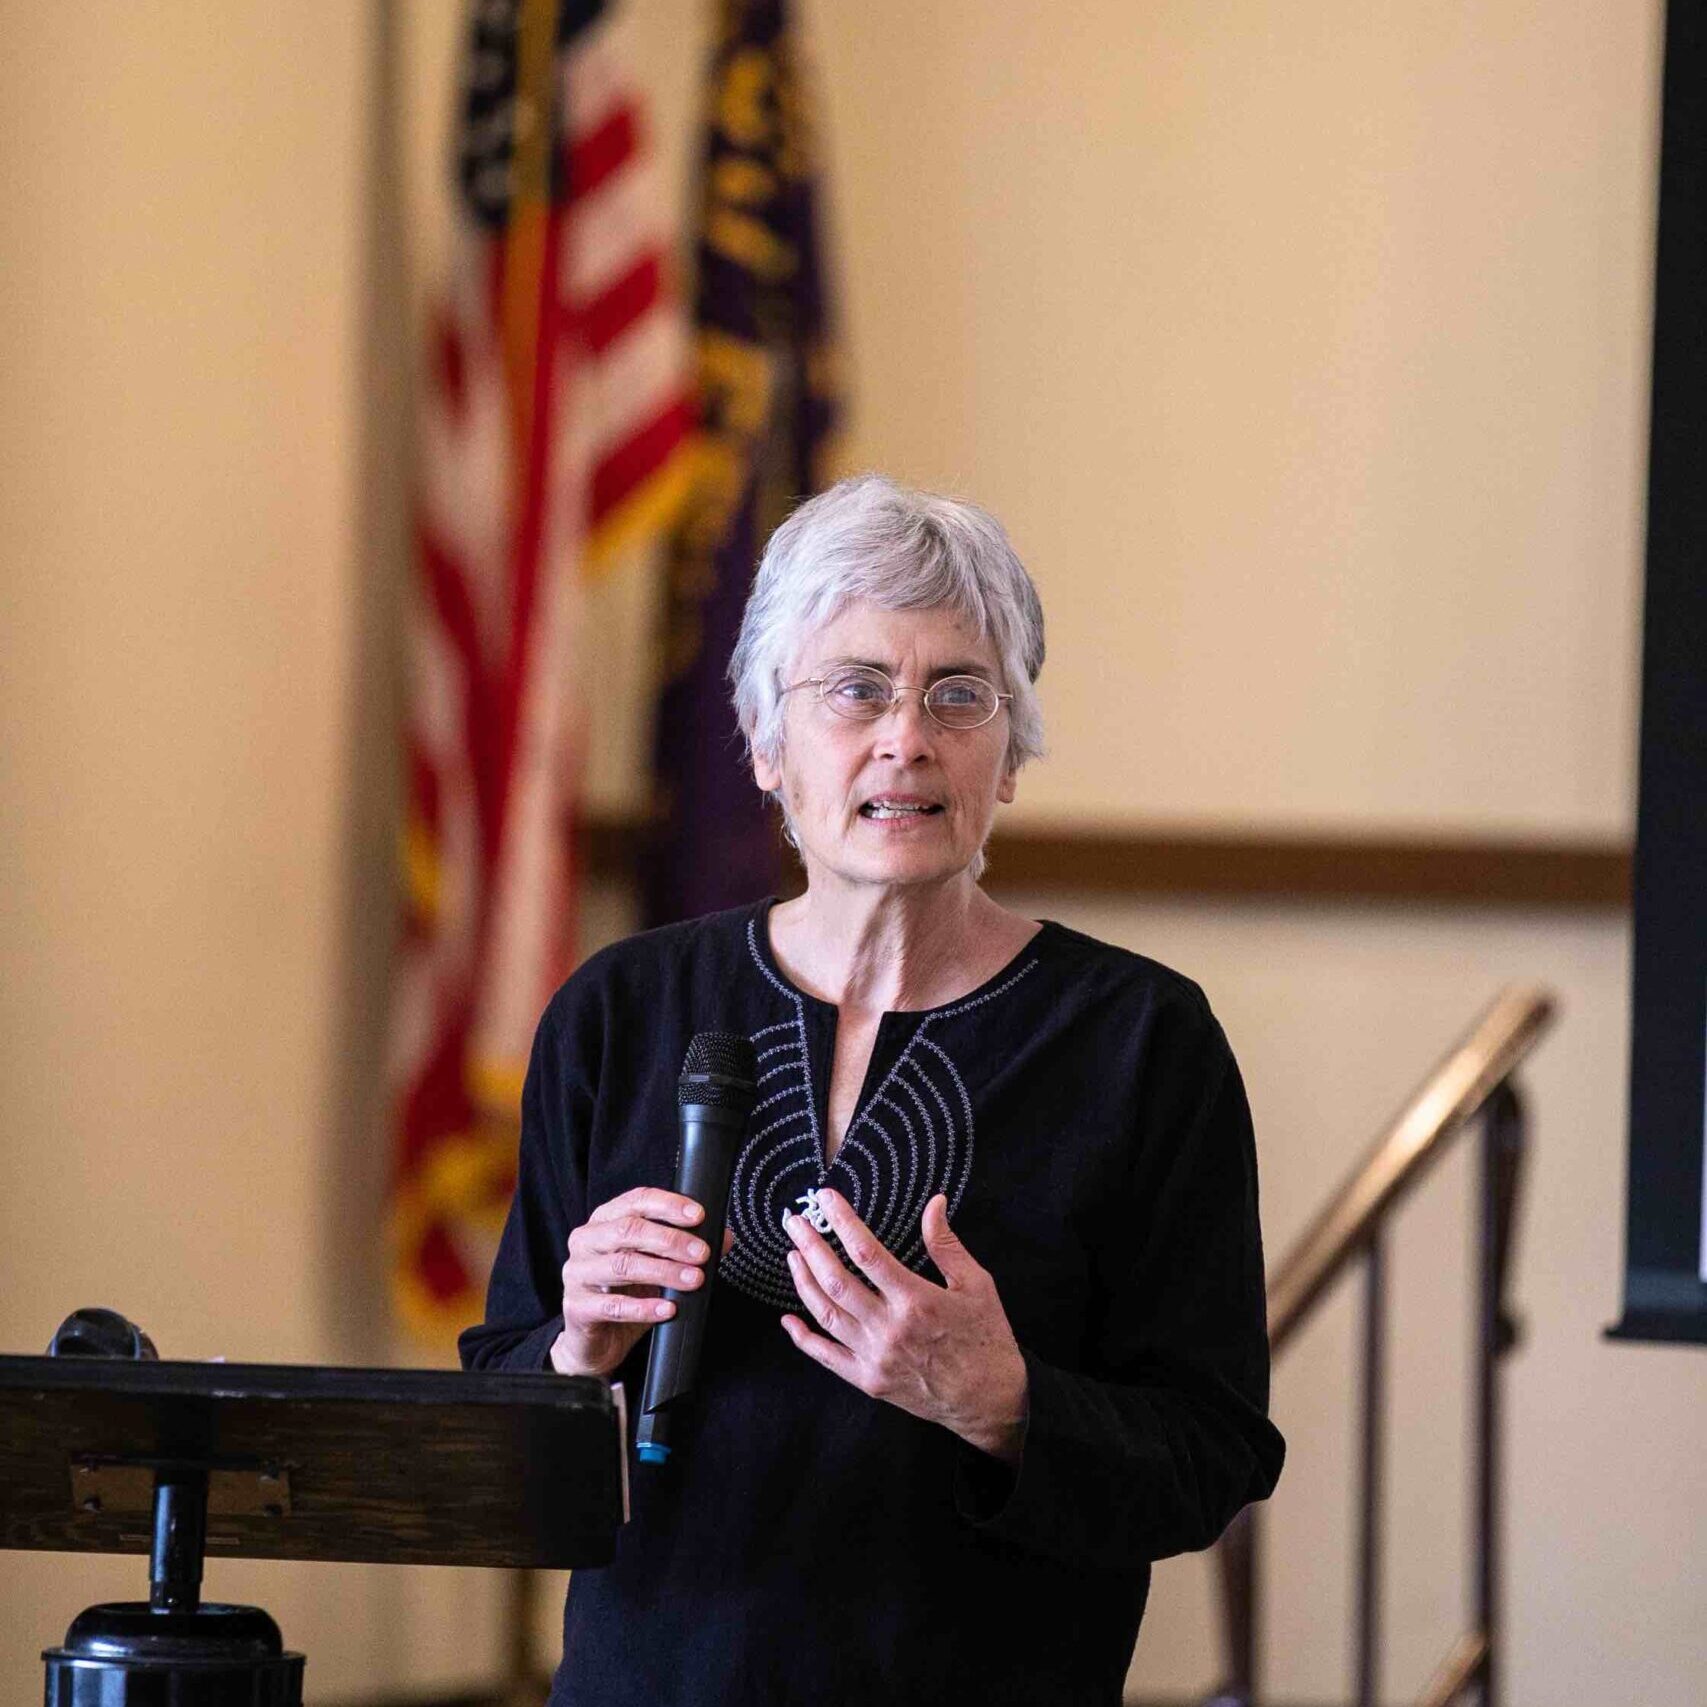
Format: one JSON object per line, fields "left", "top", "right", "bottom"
{"left": 389, "top": 0, "right": 692, "bottom": 1339}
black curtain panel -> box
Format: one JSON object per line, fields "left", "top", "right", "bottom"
{"left": 1609, "top": 0, "right": 1707, "bottom": 1349}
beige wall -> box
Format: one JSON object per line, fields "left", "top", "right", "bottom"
{"left": 3, "top": 2, "right": 1701, "bottom": 1703}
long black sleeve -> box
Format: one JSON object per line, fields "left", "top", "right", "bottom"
{"left": 954, "top": 1014, "right": 1283, "bottom": 1570}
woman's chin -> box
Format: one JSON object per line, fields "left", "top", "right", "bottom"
{"left": 796, "top": 816, "right": 987, "bottom": 888}
{"left": 844, "top": 845, "right": 975, "bottom": 888}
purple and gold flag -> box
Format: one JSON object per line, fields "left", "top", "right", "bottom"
{"left": 644, "top": 0, "right": 840, "bottom": 925}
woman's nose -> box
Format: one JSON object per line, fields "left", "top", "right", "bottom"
{"left": 872, "top": 690, "right": 936, "bottom": 758}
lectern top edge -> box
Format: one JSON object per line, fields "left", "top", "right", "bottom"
{"left": 0, "top": 1352, "right": 607, "bottom": 1409}
{"left": 0, "top": 1350, "right": 626, "bottom": 1573}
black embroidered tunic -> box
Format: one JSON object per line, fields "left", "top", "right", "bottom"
{"left": 460, "top": 899, "right": 1284, "bottom": 1707}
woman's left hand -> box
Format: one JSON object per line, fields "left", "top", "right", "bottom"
{"left": 781, "top": 1188, "right": 1029, "bottom": 1466}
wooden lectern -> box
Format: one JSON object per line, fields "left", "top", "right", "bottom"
{"left": 0, "top": 1350, "right": 625, "bottom": 1703}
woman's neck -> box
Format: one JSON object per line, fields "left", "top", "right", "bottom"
{"left": 768, "top": 876, "right": 1034, "bottom": 1014}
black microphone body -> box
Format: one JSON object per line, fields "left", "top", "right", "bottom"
{"left": 636, "top": 1032, "right": 756, "bottom": 1463}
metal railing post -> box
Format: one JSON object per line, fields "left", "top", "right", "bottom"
{"left": 503, "top": 1569, "right": 540, "bottom": 1707}
{"left": 1476, "top": 1078, "right": 1524, "bottom": 1707}
{"left": 1213, "top": 1502, "right": 1257, "bottom": 1706}
{"left": 1356, "top": 1232, "right": 1386, "bottom": 1707}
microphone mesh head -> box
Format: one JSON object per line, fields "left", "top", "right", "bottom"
{"left": 678, "top": 1031, "right": 758, "bottom": 1111}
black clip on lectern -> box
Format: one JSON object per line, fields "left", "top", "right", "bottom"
{"left": 1, "top": 1317, "right": 626, "bottom": 1704}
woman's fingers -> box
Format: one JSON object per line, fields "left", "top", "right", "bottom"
{"left": 577, "top": 1248, "right": 709, "bottom": 1294}
{"left": 557, "top": 1191, "right": 712, "bottom": 1376}
{"left": 562, "top": 1188, "right": 731, "bottom": 1317}
{"left": 571, "top": 1210, "right": 712, "bottom": 1269}
{"left": 818, "top": 1189, "right": 913, "bottom": 1297}
{"left": 785, "top": 1245, "right": 846, "bottom": 1340}
{"left": 567, "top": 1289, "right": 676, "bottom": 1325}
{"left": 587, "top": 1186, "right": 706, "bottom": 1230}
{"left": 784, "top": 1210, "right": 878, "bottom": 1340}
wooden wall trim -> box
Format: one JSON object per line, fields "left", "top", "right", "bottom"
{"left": 582, "top": 815, "right": 1631, "bottom": 909}
{"left": 979, "top": 826, "right": 1631, "bottom": 906}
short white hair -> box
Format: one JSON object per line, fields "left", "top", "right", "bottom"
{"left": 729, "top": 473, "right": 1047, "bottom": 777}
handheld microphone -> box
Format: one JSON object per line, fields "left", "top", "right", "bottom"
{"left": 635, "top": 1030, "right": 757, "bottom": 1464}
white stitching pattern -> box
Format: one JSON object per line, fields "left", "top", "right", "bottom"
{"left": 932, "top": 955, "right": 1038, "bottom": 1019}
{"left": 719, "top": 915, "right": 1038, "bottom": 1310}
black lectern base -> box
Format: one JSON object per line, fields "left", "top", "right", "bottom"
{"left": 43, "top": 1603, "right": 304, "bottom": 1707}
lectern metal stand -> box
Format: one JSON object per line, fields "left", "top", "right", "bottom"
{"left": 1, "top": 1354, "right": 626, "bottom": 1704}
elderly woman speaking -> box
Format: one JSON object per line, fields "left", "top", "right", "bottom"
{"left": 462, "top": 475, "right": 1284, "bottom": 1706}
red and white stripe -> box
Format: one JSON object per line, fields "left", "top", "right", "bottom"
{"left": 389, "top": 1, "right": 691, "bottom": 1334}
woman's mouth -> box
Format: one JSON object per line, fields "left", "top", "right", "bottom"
{"left": 859, "top": 798, "right": 943, "bottom": 821}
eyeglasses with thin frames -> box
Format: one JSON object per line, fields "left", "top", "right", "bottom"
{"left": 781, "top": 664, "right": 1012, "bottom": 730}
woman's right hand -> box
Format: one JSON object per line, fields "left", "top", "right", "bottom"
{"left": 550, "top": 1187, "right": 733, "bottom": 1378}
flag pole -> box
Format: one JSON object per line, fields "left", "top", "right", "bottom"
{"left": 502, "top": 1567, "right": 541, "bottom": 1706}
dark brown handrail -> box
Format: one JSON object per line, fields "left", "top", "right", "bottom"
{"left": 1214, "top": 984, "right": 1555, "bottom": 1707}
{"left": 1267, "top": 985, "right": 1555, "bottom": 1353}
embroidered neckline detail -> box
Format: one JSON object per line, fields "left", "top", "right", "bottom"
{"left": 716, "top": 915, "right": 1039, "bottom": 1310}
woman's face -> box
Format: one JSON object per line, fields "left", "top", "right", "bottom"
{"left": 754, "top": 600, "right": 1018, "bottom": 892}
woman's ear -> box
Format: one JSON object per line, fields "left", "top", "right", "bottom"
{"left": 753, "top": 747, "right": 782, "bottom": 794}
{"left": 997, "top": 768, "right": 1018, "bottom": 805}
